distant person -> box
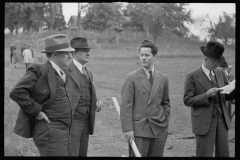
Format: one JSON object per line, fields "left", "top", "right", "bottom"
{"left": 13, "top": 46, "right": 23, "bottom": 68}
{"left": 63, "top": 37, "right": 103, "bottom": 156}
{"left": 23, "top": 45, "right": 34, "bottom": 69}
{"left": 183, "top": 41, "right": 235, "bottom": 157}
{"left": 10, "top": 44, "right": 16, "bottom": 63}
{"left": 120, "top": 40, "right": 171, "bottom": 157}
{"left": 21, "top": 43, "right": 27, "bottom": 58}
{"left": 9, "top": 34, "right": 75, "bottom": 156}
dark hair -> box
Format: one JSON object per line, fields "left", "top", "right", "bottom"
{"left": 139, "top": 40, "right": 158, "bottom": 56}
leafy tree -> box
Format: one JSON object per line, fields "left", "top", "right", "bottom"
{"left": 141, "top": 3, "right": 193, "bottom": 43}
{"left": 82, "top": 3, "right": 123, "bottom": 32}
{"left": 208, "top": 12, "right": 235, "bottom": 44}
{"left": 52, "top": 4, "right": 66, "bottom": 30}
{"left": 5, "top": 3, "right": 26, "bottom": 34}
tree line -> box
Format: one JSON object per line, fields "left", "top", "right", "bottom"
{"left": 5, "top": 3, "right": 235, "bottom": 44}
{"left": 5, "top": 3, "right": 66, "bottom": 34}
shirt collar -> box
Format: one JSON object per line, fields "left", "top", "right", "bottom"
{"left": 73, "top": 59, "right": 85, "bottom": 74}
{"left": 143, "top": 66, "right": 155, "bottom": 78}
{"left": 202, "top": 64, "right": 215, "bottom": 78}
{"left": 49, "top": 60, "right": 62, "bottom": 74}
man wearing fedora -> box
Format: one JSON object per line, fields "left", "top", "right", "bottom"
{"left": 183, "top": 41, "right": 235, "bottom": 157}
{"left": 10, "top": 34, "right": 75, "bottom": 156}
{"left": 63, "top": 37, "right": 103, "bottom": 156}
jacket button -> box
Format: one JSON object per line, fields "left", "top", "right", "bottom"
{"left": 143, "top": 92, "right": 146, "bottom": 94}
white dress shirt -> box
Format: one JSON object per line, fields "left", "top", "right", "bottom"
{"left": 202, "top": 64, "right": 215, "bottom": 81}
{"left": 49, "top": 60, "right": 66, "bottom": 82}
{"left": 73, "top": 59, "right": 85, "bottom": 74}
{"left": 143, "top": 66, "right": 155, "bottom": 79}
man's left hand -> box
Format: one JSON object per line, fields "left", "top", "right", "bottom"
{"left": 96, "top": 101, "right": 103, "bottom": 112}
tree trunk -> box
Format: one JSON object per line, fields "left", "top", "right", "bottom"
{"left": 116, "top": 32, "right": 119, "bottom": 47}
{"left": 147, "top": 30, "right": 150, "bottom": 39}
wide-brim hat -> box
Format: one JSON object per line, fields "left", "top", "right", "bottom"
{"left": 200, "top": 41, "right": 224, "bottom": 63}
{"left": 70, "top": 37, "right": 91, "bottom": 49}
{"left": 41, "top": 34, "right": 75, "bottom": 53}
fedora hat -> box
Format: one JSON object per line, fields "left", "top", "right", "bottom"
{"left": 70, "top": 37, "right": 91, "bottom": 49}
{"left": 200, "top": 41, "right": 224, "bottom": 63}
{"left": 41, "top": 34, "right": 75, "bottom": 53}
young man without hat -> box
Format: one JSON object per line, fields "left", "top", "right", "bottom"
{"left": 120, "top": 40, "right": 171, "bottom": 157}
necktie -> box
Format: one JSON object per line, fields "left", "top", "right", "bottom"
{"left": 209, "top": 71, "right": 217, "bottom": 86}
{"left": 149, "top": 70, "right": 154, "bottom": 85}
{"left": 59, "top": 69, "right": 66, "bottom": 82}
{"left": 82, "top": 66, "right": 90, "bottom": 80}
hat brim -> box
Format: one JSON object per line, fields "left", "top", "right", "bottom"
{"left": 41, "top": 47, "right": 75, "bottom": 53}
{"left": 73, "top": 46, "right": 91, "bottom": 49}
{"left": 200, "top": 46, "right": 222, "bottom": 63}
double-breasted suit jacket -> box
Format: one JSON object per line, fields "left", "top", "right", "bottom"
{"left": 63, "top": 61, "right": 97, "bottom": 135}
{"left": 120, "top": 67, "right": 170, "bottom": 138}
{"left": 183, "top": 67, "right": 235, "bottom": 135}
{"left": 10, "top": 60, "right": 68, "bottom": 138}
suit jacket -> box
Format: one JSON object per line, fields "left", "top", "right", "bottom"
{"left": 9, "top": 61, "right": 60, "bottom": 138}
{"left": 120, "top": 67, "right": 170, "bottom": 138}
{"left": 63, "top": 61, "right": 97, "bottom": 135}
{"left": 183, "top": 67, "right": 235, "bottom": 135}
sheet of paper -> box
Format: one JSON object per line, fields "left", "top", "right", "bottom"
{"left": 219, "top": 80, "right": 235, "bottom": 94}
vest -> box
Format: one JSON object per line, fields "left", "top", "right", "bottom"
{"left": 43, "top": 71, "right": 71, "bottom": 125}
{"left": 75, "top": 68, "right": 92, "bottom": 114}
{"left": 211, "top": 74, "right": 223, "bottom": 116}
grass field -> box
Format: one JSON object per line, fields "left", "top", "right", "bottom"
{"left": 4, "top": 31, "right": 235, "bottom": 156}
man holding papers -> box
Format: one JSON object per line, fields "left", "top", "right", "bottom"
{"left": 183, "top": 41, "right": 235, "bottom": 157}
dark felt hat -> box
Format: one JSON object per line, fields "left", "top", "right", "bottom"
{"left": 200, "top": 41, "right": 224, "bottom": 63}
{"left": 70, "top": 37, "right": 91, "bottom": 49}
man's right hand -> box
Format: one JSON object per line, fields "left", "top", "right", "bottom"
{"left": 36, "top": 111, "right": 50, "bottom": 123}
{"left": 206, "top": 87, "right": 222, "bottom": 98}
{"left": 124, "top": 130, "right": 134, "bottom": 141}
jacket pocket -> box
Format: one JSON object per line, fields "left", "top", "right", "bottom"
{"left": 192, "top": 109, "right": 200, "bottom": 116}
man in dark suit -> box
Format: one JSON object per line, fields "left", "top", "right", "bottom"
{"left": 10, "top": 44, "right": 16, "bottom": 63}
{"left": 120, "top": 40, "right": 171, "bottom": 157}
{"left": 183, "top": 41, "right": 235, "bottom": 157}
{"left": 9, "top": 34, "right": 75, "bottom": 156}
{"left": 63, "top": 37, "right": 103, "bottom": 156}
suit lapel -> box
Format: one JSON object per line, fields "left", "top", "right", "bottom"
{"left": 85, "top": 67, "right": 96, "bottom": 98}
{"left": 214, "top": 69, "right": 224, "bottom": 88}
{"left": 197, "top": 67, "right": 212, "bottom": 92}
{"left": 137, "top": 68, "right": 152, "bottom": 94}
{"left": 45, "top": 60, "right": 56, "bottom": 108}
{"left": 147, "top": 70, "right": 162, "bottom": 105}
{"left": 69, "top": 62, "right": 81, "bottom": 89}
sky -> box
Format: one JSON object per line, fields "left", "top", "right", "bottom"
{"left": 62, "top": 3, "right": 235, "bottom": 41}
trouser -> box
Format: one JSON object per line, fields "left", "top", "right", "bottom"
{"left": 69, "top": 109, "right": 90, "bottom": 156}
{"left": 129, "top": 128, "right": 168, "bottom": 157}
{"left": 10, "top": 52, "right": 13, "bottom": 63}
{"left": 33, "top": 119, "right": 70, "bottom": 156}
{"left": 195, "top": 107, "right": 229, "bottom": 157}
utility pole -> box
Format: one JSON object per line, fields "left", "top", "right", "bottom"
{"left": 77, "top": 3, "right": 81, "bottom": 35}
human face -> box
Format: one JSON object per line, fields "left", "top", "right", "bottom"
{"left": 139, "top": 47, "right": 155, "bottom": 70}
{"left": 54, "top": 51, "right": 71, "bottom": 68}
{"left": 205, "top": 57, "right": 220, "bottom": 71}
{"left": 74, "top": 48, "right": 90, "bottom": 65}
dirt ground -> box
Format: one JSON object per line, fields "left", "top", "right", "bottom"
{"left": 5, "top": 57, "right": 235, "bottom": 157}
